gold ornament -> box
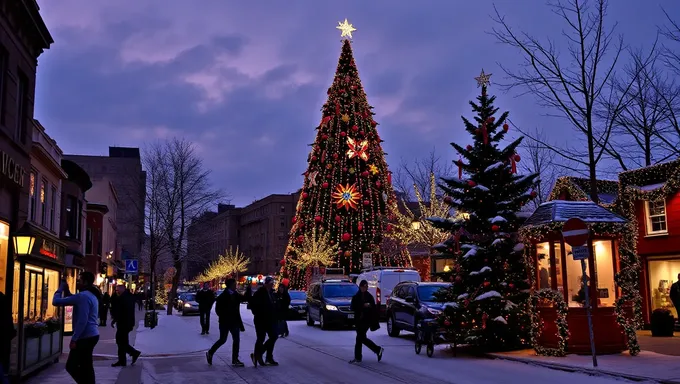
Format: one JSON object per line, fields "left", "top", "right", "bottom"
{"left": 331, "top": 183, "right": 361, "bottom": 210}
{"left": 475, "top": 69, "right": 492, "bottom": 88}
{"left": 341, "top": 114, "right": 350, "bottom": 123}
{"left": 369, "top": 164, "right": 379, "bottom": 175}
{"left": 336, "top": 18, "right": 357, "bottom": 39}
{"left": 308, "top": 171, "right": 319, "bottom": 187}
{"left": 346, "top": 137, "right": 369, "bottom": 161}
{"left": 291, "top": 227, "right": 338, "bottom": 269}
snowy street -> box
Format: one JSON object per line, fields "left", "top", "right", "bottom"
{"left": 129, "top": 306, "right": 643, "bottom": 384}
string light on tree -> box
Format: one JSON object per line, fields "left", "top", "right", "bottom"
{"left": 475, "top": 69, "right": 492, "bottom": 88}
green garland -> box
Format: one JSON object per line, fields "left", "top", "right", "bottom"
{"left": 530, "top": 289, "right": 570, "bottom": 357}
{"left": 548, "top": 177, "right": 618, "bottom": 208}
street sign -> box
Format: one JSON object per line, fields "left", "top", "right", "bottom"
{"left": 362, "top": 253, "right": 372, "bottom": 269}
{"left": 125, "top": 259, "right": 138, "bottom": 274}
{"left": 562, "top": 218, "right": 589, "bottom": 247}
{"left": 572, "top": 246, "right": 590, "bottom": 260}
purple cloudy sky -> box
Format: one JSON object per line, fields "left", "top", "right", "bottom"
{"left": 34, "top": 1, "right": 677, "bottom": 206}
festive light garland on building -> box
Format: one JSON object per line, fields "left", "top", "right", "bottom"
{"left": 548, "top": 177, "right": 619, "bottom": 209}
{"left": 529, "top": 289, "right": 570, "bottom": 357}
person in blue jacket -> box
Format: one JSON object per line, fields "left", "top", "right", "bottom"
{"left": 53, "top": 271, "right": 101, "bottom": 384}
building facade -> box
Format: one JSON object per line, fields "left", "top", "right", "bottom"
{"left": 66, "top": 147, "right": 146, "bottom": 260}
{"left": 85, "top": 177, "right": 120, "bottom": 293}
{"left": 185, "top": 192, "right": 300, "bottom": 280}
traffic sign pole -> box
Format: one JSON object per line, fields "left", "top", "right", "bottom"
{"left": 562, "top": 218, "right": 597, "bottom": 368}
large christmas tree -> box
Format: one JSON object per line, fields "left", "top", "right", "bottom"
{"left": 429, "top": 71, "right": 538, "bottom": 351}
{"left": 280, "top": 21, "right": 406, "bottom": 289}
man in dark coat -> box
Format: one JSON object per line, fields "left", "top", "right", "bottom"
{"left": 111, "top": 285, "right": 141, "bottom": 367}
{"left": 349, "top": 280, "right": 383, "bottom": 364}
{"left": 206, "top": 279, "right": 250, "bottom": 367}
{"left": 670, "top": 273, "right": 680, "bottom": 319}
{"left": 196, "top": 284, "right": 215, "bottom": 335}
{"left": 0, "top": 291, "right": 16, "bottom": 384}
{"left": 249, "top": 276, "right": 279, "bottom": 367}
{"left": 99, "top": 292, "right": 110, "bottom": 326}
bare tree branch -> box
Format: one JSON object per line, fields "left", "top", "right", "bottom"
{"left": 519, "top": 129, "right": 558, "bottom": 209}
{"left": 393, "top": 148, "right": 454, "bottom": 201}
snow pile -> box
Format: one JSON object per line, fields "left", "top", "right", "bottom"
{"left": 484, "top": 162, "right": 504, "bottom": 172}
{"left": 504, "top": 300, "right": 517, "bottom": 310}
{"left": 513, "top": 243, "right": 525, "bottom": 252}
{"left": 490, "top": 216, "right": 507, "bottom": 223}
{"left": 474, "top": 184, "right": 490, "bottom": 192}
{"left": 470, "top": 266, "right": 492, "bottom": 276}
{"left": 475, "top": 291, "right": 501, "bottom": 301}
{"left": 458, "top": 293, "right": 469, "bottom": 300}
{"left": 493, "top": 316, "right": 507, "bottom": 324}
{"left": 491, "top": 238, "right": 504, "bottom": 246}
{"left": 444, "top": 302, "right": 459, "bottom": 309}
{"left": 463, "top": 248, "right": 477, "bottom": 259}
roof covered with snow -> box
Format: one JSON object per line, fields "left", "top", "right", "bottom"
{"left": 619, "top": 159, "right": 680, "bottom": 190}
{"left": 523, "top": 200, "right": 627, "bottom": 227}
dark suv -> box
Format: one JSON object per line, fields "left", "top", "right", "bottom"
{"left": 306, "top": 279, "right": 359, "bottom": 330}
{"left": 385, "top": 281, "right": 450, "bottom": 337}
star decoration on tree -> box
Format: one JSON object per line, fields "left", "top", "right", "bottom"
{"left": 369, "top": 164, "right": 379, "bottom": 175}
{"left": 346, "top": 137, "right": 369, "bottom": 161}
{"left": 308, "top": 170, "right": 319, "bottom": 186}
{"left": 331, "top": 183, "right": 361, "bottom": 210}
{"left": 336, "top": 18, "right": 357, "bottom": 39}
{"left": 475, "top": 69, "right": 492, "bottom": 88}
{"left": 341, "top": 114, "right": 350, "bottom": 123}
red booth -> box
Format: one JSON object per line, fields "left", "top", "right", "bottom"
{"left": 521, "top": 201, "right": 631, "bottom": 355}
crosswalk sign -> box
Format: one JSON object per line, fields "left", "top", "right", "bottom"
{"left": 125, "top": 259, "right": 138, "bottom": 274}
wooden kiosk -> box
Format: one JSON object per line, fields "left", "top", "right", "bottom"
{"left": 521, "top": 201, "right": 630, "bottom": 354}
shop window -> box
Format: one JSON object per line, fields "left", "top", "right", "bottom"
{"left": 29, "top": 172, "right": 36, "bottom": 222}
{"left": 0, "top": 221, "right": 8, "bottom": 293}
{"left": 648, "top": 259, "right": 680, "bottom": 319}
{"left": 434, "top": 258, "right": 455, "bottom": 274}
{"left": 40, "top": 179, "right": 47, "bottom": 226}
{"left": 22, "top": 264, "right": 59, "bottom": 321}
{"left": 593, "top": 241, "right": 616, "bottom": 307}
{"left": 537, "top": 242, "right": 551, "bottom": 290}
{"left": 645, "top": 199, "right": 668, "bottom": 235}
{"left": 564, "top": 243, "right": 590, "bottom": 308}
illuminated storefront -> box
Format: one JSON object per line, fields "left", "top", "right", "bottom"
{"left": 646, "top": 257, "right": 680, "bottom": 318}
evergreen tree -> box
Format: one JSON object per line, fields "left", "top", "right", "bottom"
{"left": 280, "top": 28, "right": 406, "bottom": 289}
{"left": 429, "top": 71, "right": 538, "bottom": 351}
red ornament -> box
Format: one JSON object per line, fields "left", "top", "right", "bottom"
{"left": 487, "top": 117, "right": 495, "bottom": 123}
{"left": 483, "top": 281, "right": 491, "bottom": 287}
{"left": 359, "top": 131, "right": 364, "bottom": 136}
{"left": 311, "top": 156, "right": 317, "bottom": 161}
{"left": 375, "top": 181, "right": 381, "bottom": 188}
{"left": 342, "top": 233, "right": 351, "bottom": 242}
{"left": 302, "top": 192, "right": 309, "bottom": 199}
{"left": 370, "top": 120, "right": 377, "bottom": 127}
{"left": 335, "top": 215, "right": 342, "bottom": 223}
{"left": 530, "top": 190, "right": 537, "bottom": 198}
{"left": 333, "top": 153, "right": 338, "bottom": 159}
{"left": 363, "top": 200, "right": 370, "bottom": 206}
{"left": 455, "top": 276, "right": 462, "bottom": 282}
{"left": 444, "top": 196, "right": 453, "bottom": 204}
{"left": 292, "top": 217, "right": 297, "bottom": 224}
{"left": 467, "top": 180, "right": 476, "bottom": 187}
{"left": 466, "top": 145, "right": 472, "bottom": 151}
{"left": 321, "top": 116, "right": 332, "bottom": 124}
{"left": 340, "top": 131, "right": 346, "bottom": 137}
{"left": 351, "top": 125, "right": 359, "bottom": 132}
{"left": 386, "top": 224, "right": 392, "bottom": 232}
{"left": 280, "top": 259, "right": 286, "bottom": 266}
{"left": 444, "top": 320, "right": 451, "bottom": 327}
{"left": 513, "top": 154, "right": 521, "bottom": 162}
{"left": 362, "top": 171, "right": 370, "bottom": 178}
{"left": 508, "top": 283, "right": 515, "bottom": 289}
{"left": 387, "top": 172, "right": 392, "bottom": 184}
{"left": 503, "top": 123, "right": 509, "bottom": 132}
{"left": 322, "top": 182, "right": 329, "bottom": 188}
{"left": 282, "top": 278, "right": 290, "bottom": 287}
{"left": 357, "top": 222, "right": 364, "bottom": 231}
{"left": 343, "top": 167, "right": 348, "bottom": 172}
{"left": 297, "top": 235, "right": 304, "bottom": 243}
{"left": 314, "top": 216, "right": 322, "bottom": 223}
{"left": 492, "top": 225, "right": 500, "bottom": 232}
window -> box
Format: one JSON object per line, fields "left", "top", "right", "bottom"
{"left": 0, "top": 221, "right": 8, "bottom": 294}
{"left": 16, "top": 71, "right": 28, "bottom": 142}
{"left": 537, "top": 242, "right": 552, "bottom": 290}
{"left": 648, "top": 258, "right": 680, "bottom": 319}
{"left": 40, "top": 179, "right": 47, "bottom": 226}
{"left": 593, "top": 241, "right": 615, "bottom": 307}
{"left": 646, "top": 199, "right": 668, "bottom": 235}
{"left": 21, "top": 264, "right": 59, "bottom": 321}
{"left": 28, "top": 173, "right": 36, "bottom": 222}
{"left": 85, "top": 228, "right": 92, "bottom": 254}
{"left": 50, "top": 186, "right": 57, "bottom": 232}
{"left": 65, "top": 196, "right": 81, "bottom": 240}
{"left": 280, "top": 205, "right": 285, "bottom": 213}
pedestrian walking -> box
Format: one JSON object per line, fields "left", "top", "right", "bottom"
{"left": 349, "top": 280, "right": 384, "bottom": 364}
{"left": 111, "top": 285, "right": 141, "bottom": 367}
{"left": 99, "top": 292, "right": 110, "bottom": 326}
{"left": 0, "top": 291, "right": 16, "bottom": 384}
{"left": 206, "top": 278, "right": 250, "bottom": 367}
{"left": 276, "top": 281, "right": 290, "bottom": 338}
{"left": 136, "top": 292, "right": 144, "bottom": 311}
{"left": 52, "top": 272, "right": 101, "bottom": 384}
{"left": 196, "top": 284, "right": 215, "bottom": 335}
{"left": 250, "top": 276, "right": 279, "bottom": 367}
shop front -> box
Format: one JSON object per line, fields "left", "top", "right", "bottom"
{"left": 62, "top": 250, "right": 85, "bottom": 335}
{"left": 643, "top": 256, "right": 680, "bottom": 319}
{"left": 520, "top": 201, "right": 633, "bottom": 355}
{"left": 9, "top": 224, "right": 66, "bottom": 379}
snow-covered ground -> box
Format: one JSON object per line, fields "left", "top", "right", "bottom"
{"left": 130, "top": 306, "right": 647, "bottom": 384}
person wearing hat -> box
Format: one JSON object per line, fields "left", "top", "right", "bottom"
{"left": 276, "top": 280, "right": 291, "bottom": 338}
{"left": 249, "top": 276, "right": 279, "bottom": 366}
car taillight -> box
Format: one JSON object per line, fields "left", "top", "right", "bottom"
{"left": 376, "top": 287, "right": 381, "bottom": 305}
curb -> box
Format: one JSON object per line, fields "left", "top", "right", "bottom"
{"left": 487, "top": 353, "right": 680, "bottom": 384}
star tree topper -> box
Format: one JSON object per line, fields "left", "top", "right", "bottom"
{"left": 475, "top": 69, "right": 492, "bottom": 88}
{"left": 336, "top": 18, "right": 356, "bottom": 39}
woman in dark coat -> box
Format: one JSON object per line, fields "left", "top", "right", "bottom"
{"left": 99, "top": 292, "right": 111, "bottom": 326}
{"left": 349, "top": 280, "right": 384, "bottom": 364}
{"left": 276, "top": 283, "right": 291, "bottom": 338}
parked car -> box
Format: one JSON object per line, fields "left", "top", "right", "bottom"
{"left": 355, "top": 267, "right": 421, "bottom": 319}
{"left": 179, "top": 293, "right": 200, "bottom": 315}
{"left": 287, "top": 290, "right": 308, "bottom": 319}
{"left": 306, "top": 279, "right": 359, "bottom": 330}
{"left": 386, "top": 281, "right": 450, "bottom": 337}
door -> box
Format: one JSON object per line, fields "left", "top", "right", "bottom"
{"left": 403, "top": 285, "right": 418, "bottom": 330}
{"left": 392, "top": 285, "right": 407, "bottom": 324}
{"left": 309, "top": 285, "right": 322, "bottom": 320}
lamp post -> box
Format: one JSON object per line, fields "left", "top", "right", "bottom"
{"left": 12, "top": 222, "right": 36, "bottom": 256}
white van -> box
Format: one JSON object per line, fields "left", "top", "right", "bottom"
{"left": 355, "top": 267, "right": 421, "bottom": 319}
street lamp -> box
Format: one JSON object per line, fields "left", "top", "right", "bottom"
{"left": 12, "top": 223, "right": 36, "bottom": 256}
{"left": 411, "top": 220, "right": 421, "bottom": 230}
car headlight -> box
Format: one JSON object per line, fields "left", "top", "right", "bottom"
{"left": 325, "top": 304, "right": 338, "bottom": 311}
{"left": 289, "top": 305, "right": 293, "bottom": 309}
{"left": 426, "top": 307, "right": 442, "bottom": 315}
{"left": 184, "top": 303, "right": 191, "bottom": 308}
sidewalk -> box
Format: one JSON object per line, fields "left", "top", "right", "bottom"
{"left": 488, "top": 349, "right": 680, "bottom": 383}
{"left": 61, "top": 307, "right": 146, "bottom": 357}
